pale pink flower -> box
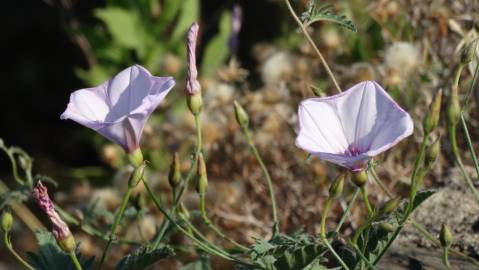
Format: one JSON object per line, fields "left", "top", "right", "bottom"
{"left": 32, "top": 181, "right": 71, "bottom": 240}
{"left": 61, "top": 65, "right": 175, "bottom": 153}
{"left": 296, "top": 81, "right": 413, "bottom": 171}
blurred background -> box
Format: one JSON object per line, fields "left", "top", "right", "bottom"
{"left": 1, "top": 0, "right": 479, "bottom": 269}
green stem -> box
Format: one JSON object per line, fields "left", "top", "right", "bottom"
{"left": 323, "top": 240, "right": 351, "bottom": 270}
{"left": 180, "top": 215, "right": 232, "bottom": 257}
{"left": 152, "top": 114, "right": 203, "bottom": 248}
{"left": 69, "top": 251, "right": 83, "bottom": 270}
{"left": 360, "top": 186, "right": 373, "bottom": 216}
{"left": 463, "top": 58, "right": 479, "bottom": 109}
{"left": 449, "top": 124, "right": 479, "bottom": 204}
{"left": 241, "top": 126, "right": 279, "bottom": 236}
{"left": 320, "top": 198, "right": 332, "bottom": 239}
{"left": 353, "top": 245, "right": 379, "bottom": 270}
{"left": 283, "top": 0, "right": 342, "bottom": 93}
{"left": 369, "top": 166, "right": 393, "bottom": 199}
{"left": 460, "top": 113, "right": 479, "bottom": 180}
{"left": 442, "top": 248, "right": 451, "bottom": 269}
{"left": 3, "top": 231, "right": 35, "bottom": 270}
{"left": 372, "top": 134, "right": 429, "bottom": 265}
{"left": 199, "top": 193, "right": 248, "bottom": 251}
{"left": 410, "top": 220, "right": 479, "bottom": 268}
{"left": 407, "top": 135, "right": 429, "bottom": 214}
{"left": 96, "top": 185, "right": 134, "bottom": 270}
{"left": 334, "top": 188, "right": 360, "bottom": 234}
{"left": 143, "top": 180, "right": 258, "bottom": 268}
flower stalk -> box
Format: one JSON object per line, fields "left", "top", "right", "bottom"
{"left": 235, "top": 101, "right": 279, "bottom": 236}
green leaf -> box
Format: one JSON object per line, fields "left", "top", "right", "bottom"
{"left": 274, "top": 244, "right": 327, "bottom": 270}
{"left": 411, "top": 190, "right": 435, "bottom": 211}
{"left": 171, "top": 0, "right": 199, "bottom": 42}
{"left": 301, "top": 2, "right": 356, "bottom": 32}
{"left": 26, "top": 231, "right": 94, "bottom": 270}
{"left": 201, "top": 11, "right": 232, "bottom": 77}
{"left": 94, "top": 7, "right": 147, "bottom": 52}
{"left": 116, "top": 246, "right": 174, "bottom": 270}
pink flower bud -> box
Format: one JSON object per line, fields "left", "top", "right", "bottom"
{"left": 186, "top": 22, "right": 201, "bottom": 96}
{"left": 32, "top": 182, "right": 74, "bottom": 249}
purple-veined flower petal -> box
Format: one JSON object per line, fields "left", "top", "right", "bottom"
{"left": 296, "top": 81, "right": 413, "bottom": 171}
{"left": 61, "top": 65, "right": 175, "bottom": 153}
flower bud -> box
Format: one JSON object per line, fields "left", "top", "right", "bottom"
{"left": 185, "top": 23, "right": 201, "bottom": 93}
{"left": 187, "top": 94, "right": 203, "bottom": 115}
{"left": 423, "top": 89, "right": 442, "bottom": 134}
{"left": 32, "top": 182, "right": 76, "bottom": 253}
{"left": 128, "top": 161, "right": 147, "bottom": 188}
{"left": 460, "top": 39, "right": 477, "bottom": 65}
{"left": 233, "top": 100, "right": 249, "bottom": 127}
{"left": 196, "top": 153, "right": 208, "bottom": 194}
{"left": 446, "top": 89, "right": 460, "bottom": 127}
{"left": 2, "top": 210, "right": 13, "bottom": 232}
{"left": 128, "top": 148, "right": 144, "bottom": 168}
{"left": 439, "top": 224, "right": 453, "bottom": 248}
{"left": 58, "top": 234, "right": 76, "bottom": 253}
{"left": 329, "top": 174, "right": 344, "bottom": 199}
{"left": 351, "top": 171, "right": 368, "bottom": 187}
{"left": 380, "top": 197, "right": 400, "bottom": 215}
{"left": 177, "top": 203, "right": 190, "bottom": 220}
{"left": 168, "top": 152, "right": 182, "bottom": 189}
{"left": 378, "top": 222, "right": 395, "bottom": 233}
{"left": 425, "top": 138, "right": 440, "bottom": 168}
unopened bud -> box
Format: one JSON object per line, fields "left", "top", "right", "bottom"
{"left": 378, "top": 222, "right": 395, "bottom": 233}
{"left": 128, "top": 161, "right": 147, "bottom": 188}
{"left": 128, "top": 148, "right": 144, "bottom": 168}
{"left": 329, "top": 174, "right": 344, "bottom": 199}
{"left": 187, "top": 93, "right": 203, "bottom": 115}
{"left": 1, "top": 211, "right": 13, "bottom": 232}
{"left": 177, "top": 203, "right": 190, "bottom": 220}
{"left": 351, "top": 171, "right": 368, "bottom": 187}
{"left": 460, "top": 39, "right": 477, "bottom": 65}
{"left": 168, "top": 152, "right": 182, "bottom": 189}
{"left": 423, "top": 89, "right": 442, "bottom": 134}
{"left": 380, "top": 197, "right": 400, "bottom": 215}
{"left": 439, "top": 224, "right": 453, "bottom": 248}
{"left": 58, "top": 234, "right": 76, "bottom": 253}
{"left": 425, "top": 138, "right": 441, "bottom": 168}
{"left": 446, "top": 89, "right": 460, "bottom": 127}
{"left": 196, "top": 153, "right": 208, "bottom": 194}
{"left": 233, "top": 100, "right": 249, "bottom": 127}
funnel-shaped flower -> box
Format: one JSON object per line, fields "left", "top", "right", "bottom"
{"left": 61, "top": 65, "right": 175, "bottom": 153}
{"left": 296, "top": 81, "right": 413, "bottom": 171}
